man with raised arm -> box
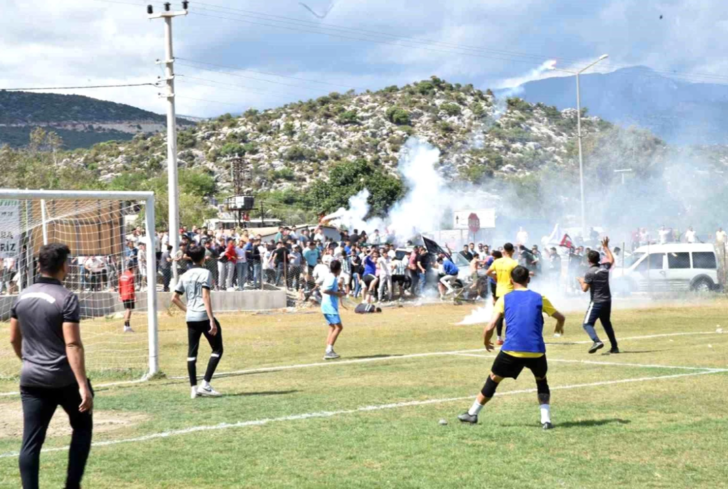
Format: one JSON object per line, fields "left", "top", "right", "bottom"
{"left": 577, "top": 237, "right": 620, "bottom": 354}
{"left": 10, "top": 243, "right": 93, "bottom": 489}
{"left": 458, "top": 266, "right": 565, "bottom": 430}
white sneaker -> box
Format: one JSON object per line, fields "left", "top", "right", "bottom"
{"left": 191, "top": 387, "right": 198, "bottom": 399}
{"left": 323, "top": 351, "right": 340, "bottom": 360}
{"left": 124, "top": 326, "right": 134, "bottom": 333}
{"left": 197, "top": 384, "right": 222, "bottom": 397}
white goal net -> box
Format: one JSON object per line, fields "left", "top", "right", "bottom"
{"left": 0, "top": 190, "right": 159, "bottom": 384}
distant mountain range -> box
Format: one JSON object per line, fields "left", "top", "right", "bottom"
{"left": 506, "top": 66, "right": 728, "bottom": 145}
{"left": 0, "top": 91, "right": 193, "bottom": 149}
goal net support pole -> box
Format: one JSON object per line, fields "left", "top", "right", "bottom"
{"left": 0, "top": 189, "right": 160, "bottom": 378}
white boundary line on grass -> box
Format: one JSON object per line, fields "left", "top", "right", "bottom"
{"left": 452, "top": 353, "right": 728, "bottom": 373}
{"left": 546, "top": 331, "right": 719, "bottom": 345}
{"left": 0, "top": 369, "right": 721, "bottom": 460}
{"left": 0, "top": 330, "right": 723, "bottom": 398}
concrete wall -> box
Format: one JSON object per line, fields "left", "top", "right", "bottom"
{"left": 0, "top": 289, "right": 287, "bottom": 321}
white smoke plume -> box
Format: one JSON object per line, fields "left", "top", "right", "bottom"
{"left": 386, "top": 139, "right": 447, "bottom": 242}
{"left": 322, "top": 188, "right": 371, "bottom": 231}
{"left": 455, "top": 301, "right": 494, "bottom": 326}
{"left": 323, "top": 137, "right": 503, "bottom": 243}
{"left": 492, "top": 59, "right": 557, "bottom": 121}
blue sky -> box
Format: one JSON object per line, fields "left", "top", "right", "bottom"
{"left": 4, "top": 0, "right": 728, "bottom": 117}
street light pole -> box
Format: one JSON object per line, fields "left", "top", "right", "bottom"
{"left": 614, "top": 168, "right": 634, "bottom": 185}
{"left": 552, "top": 54, "right": 608, "bottom": 240}
{"left": 575, "top": 71, "right": 586, "bottom": 242}
{"left": 148, "top": 2, "right": 188, "bottom": 284}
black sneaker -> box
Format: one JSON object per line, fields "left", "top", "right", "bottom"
{"left": 609, "top": 347, "right": 620, "bottom": 354}
{"left": 542, "top": 422, "right": 554, "bottom": 430}
{"left": 458, "top": 413, "right": 478, "bottom": 425}
{"left": 588, "top": 341, "right": 605, "bottom": 354}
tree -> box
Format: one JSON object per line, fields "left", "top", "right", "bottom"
{"left": 386, "top": 107, "right": 411, "bottom": 125}
{"left": 304, "top": 159, "right": 404, "bottom": 216}
{"left": 440, "top": 103, "right": 461, "bottom": 116}
{"left": 336, "top": 110, "right": 358, "bottom": 125}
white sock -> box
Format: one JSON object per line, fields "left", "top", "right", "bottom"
{"left": 540, "top": 404, "right": 551, "bottom": 424}
{"left": 202, "top": 380, "right": 210, "bottom": 389}
{"left": 468, "top": 400, "right": 485, "bottom": 416}
{"left": 497, "top": 336, "right": 503, "bottom": 341}
{"left": 325, "top": 345, "right": 333, "bottom": 353}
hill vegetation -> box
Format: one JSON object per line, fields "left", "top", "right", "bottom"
{"left": 3, "top": 77, "right": 724, "bottom": 228}
{"left": 0, "top": 90, "right": 192, "bottom": 150}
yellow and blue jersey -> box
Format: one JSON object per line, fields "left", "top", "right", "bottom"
{"left": 494, "top": 289, "right": 556, "bottom": 358}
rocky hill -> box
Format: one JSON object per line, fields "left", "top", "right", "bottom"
{"left": 62, "top": 77, "right": 614, "bottom": 195}
{"left": 5, "top": 76, "right": 728, "bottom": 229}
{"left": 0, "top": 90, "right": 193, "bottom": 149}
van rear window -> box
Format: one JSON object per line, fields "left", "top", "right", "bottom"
{"left": 692, "top": 252, "right": 717, "bottom": 269}
{"left": 668, "top": 252, "right": 690, "bottom": 269}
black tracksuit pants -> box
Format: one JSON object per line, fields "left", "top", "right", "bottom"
{"left": 187, "top": 319, "right": 224, "bottom": 386}
{"left": 19, "top": 382, "right": 93, "bottom": 489}
{"left": 583, "top": 300, "right": 619, "bottom": 349}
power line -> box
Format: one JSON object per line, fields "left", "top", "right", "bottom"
{"left": 1, "top": 82, "right": 157, "bottom": 91}
{"left": 191, "top": 3, "right": 728, "bottom": 85}
{"left": 175, "top": 61, "right": 327, "bottom": 92}
{"left": 191, "top": 11, "right": 554, "bottom": 67}
{"left": 177, "top": 74, "right": 311, "bottom": 98}
{"left": 176, "top": 95, "right": 245, "bottom": 107}
{"left": 193, "top": 1, "right": 563, "bottom": 65}
{"left": 177, "top": 58, "right": 364, "bottom": 91}
{"left": 92, "top": 0, "right": 728, "bottom": 85}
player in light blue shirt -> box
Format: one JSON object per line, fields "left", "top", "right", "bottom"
{"left": 322, "top": 259, "right": 346, "bottom": 360}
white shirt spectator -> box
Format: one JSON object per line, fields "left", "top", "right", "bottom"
{"left": 516, "top": 228, "right": 528, "bottom": 246}
{"left": 684, "top": 229, "right": 696, "bottom": 244}
{"left": 377, "top": 256, "right": 391, "bottom": 277}
{"left": 313, "top": 263, "right": 330, "bottom": 285}
{"left": 658, "top": 228, "right": 670, "bottom": 244}
{"left": 86, "top": 256, "right": 107, "bottom": 273}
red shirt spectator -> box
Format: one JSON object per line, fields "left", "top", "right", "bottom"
{"left": 119, "top": 270, "right": 135, "bottom": 301}
{"left": 224, "top": 242, "right": 237, "bottom": 262}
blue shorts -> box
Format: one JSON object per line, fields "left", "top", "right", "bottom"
{"left": 323, "top": 314, "right": 342, "bottom": 326}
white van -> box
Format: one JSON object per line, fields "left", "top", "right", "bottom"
{"left": 612, "top": 244, "right": 721, "bottom": 294}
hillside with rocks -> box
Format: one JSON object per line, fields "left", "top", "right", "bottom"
{"left": 10, "top": 76, "right": 723, "bottom": 228}
{"left": 62, "top": 76, "right": 614, "bottom": 194}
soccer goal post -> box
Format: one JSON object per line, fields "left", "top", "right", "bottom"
{"left": 0, "top": 189, "right": 159, "bottom": 382}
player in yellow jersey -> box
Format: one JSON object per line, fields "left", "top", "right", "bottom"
{"left": 486, "top": 243, "right": 518, "bottom": 345}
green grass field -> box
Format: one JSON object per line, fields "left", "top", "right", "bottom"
{"left": 0, "top": 299, "right": 727, "bottom": 488}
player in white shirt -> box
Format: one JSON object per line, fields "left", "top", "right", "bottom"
{"left": 171, "top": 245, "right": 223, "bottom": 399}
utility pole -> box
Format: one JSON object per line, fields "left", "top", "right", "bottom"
{"left": 550, "top": 54, "right": 608, "bottom": 240}
{"left": 148, "top": 1, "right": 188, "bottom": 284}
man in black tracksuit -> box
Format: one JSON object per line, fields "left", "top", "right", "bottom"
{"left": 10, "top": 243, "right": 93, "bottom": 489}
{"left": 577, "top": 237, "right": 620, "bottom": 354}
